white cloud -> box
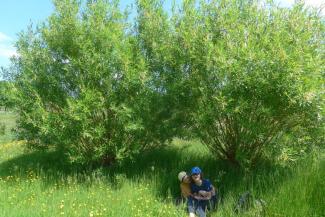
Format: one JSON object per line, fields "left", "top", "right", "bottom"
{"left": 304, "top": 0, "right": 325, "bottom": 7}
{"left": 304, "top": 0, "right": 325, "bottom": 14}
{"left": 0, "top": 32, "right": 12, "bottom": 42}
{"left": 0, "top": 32, "right": 17, "bottom": 58}
{"left": 0, "top": 45, "right": 17, "bottom": 58}
{"left": 278, "top": 0, "right": 325, "bottom": 6}
{"left": 278, "top": 0, "right": 325, "bottom": 14}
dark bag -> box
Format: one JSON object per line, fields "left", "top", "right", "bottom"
{"left": 234, "top": 191, "right": 266, "bottom": 215}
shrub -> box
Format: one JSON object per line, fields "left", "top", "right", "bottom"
{"left": 9, "top": 0, "right": 153, "bottom": 165}
{"left": 7, "top": 0, "right": 324, "bottom": 167}
{"left": 173, "top": 0, "right": 324, "bottom": 166}
{"left": 0, "top": 80, "right": 14, "bottom": 110}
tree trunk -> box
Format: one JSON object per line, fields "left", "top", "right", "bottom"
{"left": 225, "top": 150, "right": 240, "bottom": 167}
{"left": 101, "top": 154, "right": 116, "bottom": 167}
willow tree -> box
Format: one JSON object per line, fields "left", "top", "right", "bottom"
{"left": 8, "top": 0, "right": 324, "bottom": 167}
{"left": 173, "top": 0, "right": 324, "bottom": 165}
{"left": 9, "top": 0, "right": 153, "bottom": 165}
{"left": 135, "top": 0, "right": 197, "bottom": 141}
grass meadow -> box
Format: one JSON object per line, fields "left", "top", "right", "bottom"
{"left": 0, "top": 111, "right": 324, "bottom": 217}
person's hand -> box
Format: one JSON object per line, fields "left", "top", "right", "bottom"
{"left": 198, "top": 190, "right": 210, "bottom": 197}
{"left": 195, "top": 191, "right": 212, "bottom": 200}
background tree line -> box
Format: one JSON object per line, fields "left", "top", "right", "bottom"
{"left": 1, "top": 0, "right": 324, "bottom": 167}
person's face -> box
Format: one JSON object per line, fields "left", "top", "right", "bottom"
{"left": 191, "top": 173, "right": 201, "bottom": 182}
{"left": 183, "top": 175, "right": 191, "bottom": 184}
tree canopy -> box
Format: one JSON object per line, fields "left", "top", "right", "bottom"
{"left": 6, "top": 0, "right": 324, "bottom": 166}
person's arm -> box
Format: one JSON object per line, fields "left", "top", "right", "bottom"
{"left": 190, "top": 183, "right": 210, "bottom": 200}
{"left": 197, "top": 190, "right": 212, "bottom": 200}
{"left": 181, "top": 183, "right": 193, "bottom": 198}
{"left": 196, "top": 180, "right": 214, "bottom": 199}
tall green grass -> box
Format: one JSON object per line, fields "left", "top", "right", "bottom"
{"left": 0, "top": 114, "right": 324, "bottom": 217}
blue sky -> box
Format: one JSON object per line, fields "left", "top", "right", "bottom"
{"left": 0, "top": 0, "right": 141, "bottom": 69}
{"left": 0, "top": 0, "right": 53, "bottom": 68}
{"left": 0, "top": 0, "right": 324, "bottom": 70}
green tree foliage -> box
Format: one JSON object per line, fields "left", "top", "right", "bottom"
{"left": 136, "top": 0, "right": 324, "bottom": 166}
{"left": 0, "top": 80, "right": 14, "bottom": 110}
{"left": 172, "top": 0, "right": 324, "bottom": 166}
{"left": 8, "top": 0, "right": 324, "bottom": 166}
{"left": 9, "top": 0, "right": 155, "bottom": 165}
{"left": 135, "top": 0, "right": 196, "bottom": 140}
{"left": 0, "top": 80, "right": 10, "bottom": 135}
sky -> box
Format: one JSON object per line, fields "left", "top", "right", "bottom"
{"left": 0, "top": 0, "right": 324, "bottom": 71}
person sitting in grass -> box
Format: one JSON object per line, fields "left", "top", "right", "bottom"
{"left": 188, "top": 166, "right": 217, "bottom": 217}
{"left": 178, "top": 171, "right": 192, "bottom": 199}
{"left": 178, "top": 168, "right": 217, "bottom": 217}
{"left": 178, "top": 170, "right": 198, "bottom": 215}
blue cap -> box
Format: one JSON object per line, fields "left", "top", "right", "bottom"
{"left": 191, "top": 167, "right": 202, "bottom": 175}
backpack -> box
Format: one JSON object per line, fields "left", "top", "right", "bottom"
{"left": 234, "top": 191, "right": 266, "bottom": 216}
